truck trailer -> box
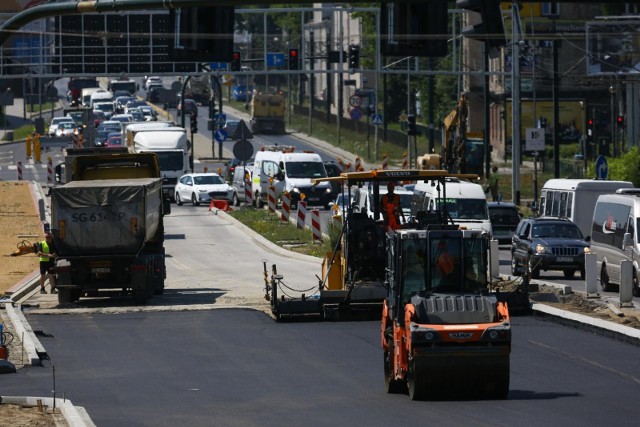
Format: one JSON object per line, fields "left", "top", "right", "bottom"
{"left": 51, "top": 177, "right": 167, "bottom": 304}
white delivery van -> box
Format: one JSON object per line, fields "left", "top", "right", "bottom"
{"left": 124, "top": 121, "right": 174, "bottom": 147}
{"left": 251, "top": 149, "right": 332, "bottom": 209}
{"left": 132, "top": 128, "right": 190, "bottom": 201}
{"left": 540, "top": 178, "right": 633, "bottom": 238}
{"left": 89, "top": 90, "right": 114, "bottom": 109}
{"left": 81, "top": 87, "right": 102, "bottom": 108}
{"left": 590, "top": 190, "right": 640, "bottom": 296}
{"left": 411, "top": 177, "right": 492, "bottom": 236}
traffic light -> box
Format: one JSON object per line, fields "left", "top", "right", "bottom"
{"left": 456, "top": 0, "right": 506, "bottom": 51}
{"left": 587, "top": 118, "right": 593, "bottom": 137}
{"left": 617, "top": 115, "right": 625, "bottom": 127}
{"left": 190, "top": 112, "right": 198, "bottom": 134}
{"left": 231, "top": 51, "right": 241, "bottom": 72}
{"left": 288, "top": 48, "right": 299, "bottom": 70}
{"left": 348, "top": 44, "right": 360, "bottom": 69}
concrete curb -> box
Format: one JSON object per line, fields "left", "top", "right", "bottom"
{"left": 1, "top": 395, "right": 96, "bottom": 427}
{"left": 531, "top": 303, "right": 640, "bottom": 346}
{"left": 3, "top": 303, "right": 46, "bottom": 365}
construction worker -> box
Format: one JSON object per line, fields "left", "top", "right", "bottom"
{"left": 381, "top": 182, "right": 405, "bottom": 232}
{"left": 37, "top": 232, "right": 57, "bottom": 294}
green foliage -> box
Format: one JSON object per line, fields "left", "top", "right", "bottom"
{"left": 587, "top": 147, "right": 640, "bottom": 187}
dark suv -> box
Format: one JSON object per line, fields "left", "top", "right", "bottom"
{"left": 511, "top": 217, "right": 591, "bottom": 279}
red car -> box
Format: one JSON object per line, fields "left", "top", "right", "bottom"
{"left": 104, "top": 134, "right": 123, "bottom": 148}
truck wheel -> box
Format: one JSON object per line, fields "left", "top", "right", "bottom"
{"left": 58, "top": 288, "right": 73, "bottom": 304}
{"left": 384, "top": 349, "right": 405, "bottom": 394}
{"left": 175, "top": 192, "right": 183, "bottom": 206}
{"left": 510, "top": 255, "right": 521, "bottom": 276}
{"left": 563, "top": 269, "right": 576, "bottom": 279}
{"left": 191, "top": 193, "right": 200, "bottom": 206}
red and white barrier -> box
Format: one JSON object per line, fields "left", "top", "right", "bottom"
{"left": 382, "top": 154, "right": 389, "bottom": 170}
{"left": 311, "top": 209, "right": 322, "bottom": 241}
{"left": 297, "top": 200, "right": 307, "bottom": 229}
{"left": 17, "top": 161, "right": 22, "bottom": 180}
{"left": 47, "top": 158, "right": 53, "bottom": 183}
{"left": 402, "top": 152, "right": 408, "bottom": 169}
{"left": 281, "top": 191, "right": 291, "bottom": 222}
{"left": 267, "top": 185, "right": 276, "bottom": 213}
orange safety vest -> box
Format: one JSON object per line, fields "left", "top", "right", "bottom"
{"left": 382, "top": 193, "right": 401, "bottom": 231}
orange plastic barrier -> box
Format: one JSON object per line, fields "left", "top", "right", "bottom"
{"left": 209, "top": 199, "right": 230, "bottom": 212}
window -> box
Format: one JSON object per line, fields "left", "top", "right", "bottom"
{"left": 541, "top": 2, "right": 560, "bottom": 17}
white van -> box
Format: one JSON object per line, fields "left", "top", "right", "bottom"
{"left": 89, "top": 90, "right": 114, "bottom": 109}
{"left": 540, "top": 178, "right": 633, "bottom": 237}
{"left": 81, "top": 87, "right": 102, "bottom": 108}
{"left": 251, "top": 149, "right": 332, "bottom": 209}
{"left": 411, "top": 177, "right": 492, "bottom": 236}
{"left": 132, "top": 128, "right": 190, "bottom": 201}
{"left": 590, "top": 190, "right": 640, "bottom": 296}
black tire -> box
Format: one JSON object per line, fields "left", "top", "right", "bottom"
{"left": 232, "top": 192, "right": 240, "bottom": 207}
{"left": 407, "top": 359, "right": 424, "bottom": 401}
{"left": 175, "top": 192, "right": 183, "bottom": 206}
{"left": 191, "top": 193, "right": 200, "bottom": 206}
{"left": 511, "top": 254, "right": 521, "bottom": 276}
{"left": 601, "top": 264, "right": 613, "bottom": 292}
{"left": 255, "top": 192, "right": 264, "bottom": 209}
{"left": 70, "top": 289, "right": 82, "bottom": 302}
{"left": 528, "top": 257, "right": 540, "bottom": 279}
{"left": 58, "top": 288, "right": 73, "bottom": 304}
{"left": 563, "top": 269, "right": 576, "bottom": 279}
{"left": 580, "top": 267, "right": 586, "bottom": 280}
{"left": 384, "top": 349, "right": 405, "bottom": 394}
{"left": 487, "top": 361, "right": 510, "bottom": 400}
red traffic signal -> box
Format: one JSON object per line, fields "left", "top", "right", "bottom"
{"left": 288, "top": 48, "right": 299, "bottom": 70}
{"left": 617, "top": 115, "right": 624, "bottom": 126}
{"left": 587, "top": 119, "right": 593, "bottom": 126}
{"left": 231, "top": 51, "right": 241, "bottom": 71}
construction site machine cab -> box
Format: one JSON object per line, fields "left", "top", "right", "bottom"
{"left": 382, "top": 227, "right": 512, "bottom": 400}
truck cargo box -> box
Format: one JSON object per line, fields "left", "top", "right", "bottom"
{"left": 51, "top": 178, "right": 163, "bottom": 257}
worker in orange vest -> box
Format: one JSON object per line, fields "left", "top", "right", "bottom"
{"left": 381, "top": 182, "right": 405, "bottom": 232}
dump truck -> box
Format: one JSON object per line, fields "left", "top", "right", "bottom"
{"left": 50, "top": 152, "right": 170, "bottom": 305}
{"left": 250, "top": 93, "right": 286, "bottom": 134}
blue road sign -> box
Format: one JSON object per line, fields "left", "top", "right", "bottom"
{"left": 214, "top": 129, "right": 227, "bottom": 143}
{"left": 209, "top": 62, "right": 228, "bottom": 71}
{"left": 267, "top": 52, "right": 285, "bottom": 67}
{"left": 214, "top": 113, "right": 227, "bottom": 126}
{"left": 596, "top": 155, "right": 608, "bottom": 180}
{"left": 372, "top": 114, "right": 382, "bottom": 125}
{"left": 350, "top": 107, "right": 362, "bottom": 121}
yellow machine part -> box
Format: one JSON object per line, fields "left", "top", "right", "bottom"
{"left": 322, "top": 251, "right": 345, "bottom": 290}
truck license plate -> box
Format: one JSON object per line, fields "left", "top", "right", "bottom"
{"left": 92, "top": 267, "right": 110, "bottom": 273}
{"left": 557, "top": 257, "right": 573, "bottom": 263}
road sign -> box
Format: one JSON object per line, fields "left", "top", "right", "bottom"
{"left": 214, "top": 129, "right": 227, "bottom": 143}
{"left": 350, "top": 107, "right": 362, "bottom": 121}
{"left": 209, "top": 62, "right": 228, "bottom": 71}
{"left": 372, "top": 114, "right": 383, "bottom": 125}
{"left": 596, "top": 155, "right": 608, "bottom": 180}
{"left": 399, "top": 113, "right": 408, "bottom": 122}
{"left": 233, "top": 140, "right": 254, "bottom": 162}
{"left": 232, "top": 120, "right": 253, "bottom": 141}
{"left": 214, "top": 113, "right": 226, "bottom": 126}
{"left": 525, "top": 127, "right": 545, "bottom": 151}
{"left": 266, "top": 52, "right": 285, "bottom": 67}
{"left": 349, "top": 95, "right": 363, "bottom": 108}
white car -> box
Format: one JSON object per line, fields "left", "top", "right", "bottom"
{"left": 144, "top": 76, "right": 162, "bottom": 91}
{"left": 174, "top": 173, "right": 235, "bottom": 206}
{"left": 48, "top": 117, "right": 75, "bottom": 136}
{"left": 55, "top": 121, "right": 79, "bottom": 137}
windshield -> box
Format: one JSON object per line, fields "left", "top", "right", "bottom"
{"left": 532, "top": 223, "right": 582, "bottom": 239}
{"left": 284, "top": 161, "right": 328, "bottom": 179}
{"left": 194, "top": 175, "right": 224, "bottom": 185}
{"left": 438, "top": 198, "right": 489, "bottom": 220}
{"left": 157, "top": 152, "right": 184, "bottom": 171}
{"left": 426, "top": 234, "right": 487, "bottom": 294}
{"left": 489, "top": 207, "right": 520, "bottom": 226}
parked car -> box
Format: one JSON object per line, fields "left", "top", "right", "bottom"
{"left": 174, "top": 173, "right": 235, "bottom": 206}
{"left": 231, "top": 164, "right": 253, "bottom": 206}
{"left": 48, "top": 117, "right": 75, "bottom": 136}
{"left": 488, "top": 201, "right": 521, "bottom": 244}
{"left": 511, "top": 217, "right": 591, "bottom": 279}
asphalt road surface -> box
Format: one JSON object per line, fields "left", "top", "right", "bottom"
{"left": 2, "top": 310, "right": 640, "bottom": 426}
